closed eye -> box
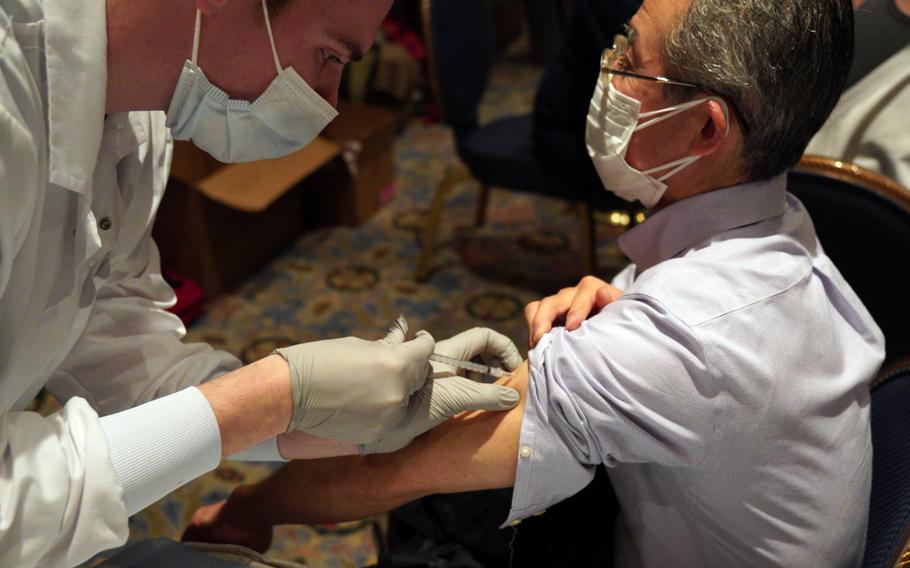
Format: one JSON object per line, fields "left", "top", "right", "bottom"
{"left": 321, "top": 48, "right": 344, "bottom": 66}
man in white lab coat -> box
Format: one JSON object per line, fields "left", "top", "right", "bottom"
{"left": 0, "top": 0, "right": 521, "bottom": 566}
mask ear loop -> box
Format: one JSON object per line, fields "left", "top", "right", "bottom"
{"left": 635, "top": 96, "right": 730, "bottom": 135}
{"left": 635, "top": 97, "right": 709, "bottom": 131}
{"left": 192, "top": 9, "right": 202, "bottom": 65}
{"left": 261, "top": 0, "right": 284, "bottom": 74}
{"left": 634, "top": 97, "right": 732, "bottom": 182}
{"left": 642, "top": 155, "right": 702, "bottom": 181}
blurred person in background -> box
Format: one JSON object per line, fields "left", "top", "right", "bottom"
{"left": 806, "top": 0, "right": 910, "bottom": 187}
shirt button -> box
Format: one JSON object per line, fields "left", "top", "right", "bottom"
{"left": 519, "top": 446, "right": 532, "bottom": 459}
{"left": 98, "top": 217, "right": 113, "bottom": 231}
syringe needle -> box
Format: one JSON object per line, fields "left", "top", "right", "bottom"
{"left": 429, "top": 353, "right": 508, "bottom": 377}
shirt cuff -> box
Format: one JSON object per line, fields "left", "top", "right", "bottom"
{"left": 100, "top": 387, "right": 222, "bottom": 515}
{"left": 501, "top": 333, "right": 597, "bottom": 528}
{"left": 228, "top": 437, "right": 287, "bottom": 462}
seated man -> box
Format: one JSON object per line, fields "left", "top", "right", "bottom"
{"left": 185, "top": 0, "right": 885, "bottom": 565}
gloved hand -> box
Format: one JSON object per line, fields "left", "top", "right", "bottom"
{"left": 360, "top": 327, "right": 523, "bottom": 455}
{"left": 428, "top": 327, "right": 524, "bottom": 376}
{"left": 274, "top": 317, "right": 434, "bottom": 444}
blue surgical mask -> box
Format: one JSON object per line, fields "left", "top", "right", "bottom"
{"left": 166, "top": 0, "right": 338, "bottom": 163}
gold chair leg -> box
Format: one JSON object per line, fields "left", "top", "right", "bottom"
{"left": 475, "top": 185, "right": 491, "bottom": 226}
{"left": 416, "top": 165, "right": 473, "bottom": 281}
{"left": 579, "top": 202, "right": 596, "bottom": 275}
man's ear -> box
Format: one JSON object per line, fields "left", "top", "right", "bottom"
{"left": 197, "top": 0, "right": 229, "bottom": 16}
{"left": 687, "top": 99, "right": 731, "bottom": 158}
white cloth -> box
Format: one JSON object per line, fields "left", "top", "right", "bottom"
{"left": 807, "top": 45, "right": 910, "bottom": 188}
{"left": 0, "top": 0, "right": 241, "bottom": 565}
{"left": 100, "top": 387, "right": 222, "bottom": 517}
{"left": 229, "top": 437, "right": 287, "bottom": 462}
{"left": 507, "top": 176, "right": 885, "bottom": 566}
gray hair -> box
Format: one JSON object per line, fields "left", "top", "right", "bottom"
{"left": 662, "top": 0, "right": 855, "bottom": 181}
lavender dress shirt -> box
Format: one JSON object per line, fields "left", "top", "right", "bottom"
{"left": 507, "top": 175, "right": 885, "bottom": 567}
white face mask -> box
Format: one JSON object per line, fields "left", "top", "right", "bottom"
{"left": 585, "top": 71, "right": 729, "bottom": 208}
{"left": 166, "top": 1, "right": 338, "bottom": 163}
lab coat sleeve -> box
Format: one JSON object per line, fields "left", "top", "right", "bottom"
{"left": 0, "top": 75, "right": 39, "bottom": 306}
{"left": 0, "top": 401, "right": 129, "bottom": 568}
{"left": 47, "top": 227, "right": 241, "bottom": 415}
{"left": 0, "top": 68, "right": 127, "bottom": 568}
{"left": 43, "top": 191, "right": 245, "bottom": 511}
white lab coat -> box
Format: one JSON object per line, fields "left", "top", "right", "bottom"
{"left": 807, "top": 45, "right": 910, "bottom": 189}
{"left": 0, "top": 0, "right": 240, "bottom": 566}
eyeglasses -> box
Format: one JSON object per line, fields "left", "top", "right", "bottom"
{"left": 601, "top": 29, "right": 752, "bottom": 136}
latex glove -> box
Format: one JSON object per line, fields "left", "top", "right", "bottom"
{"left": 360, "top": 328, "right": 522, "bottom": 455}
{"left": 524, "top": 276, "right": 623, "bottom": 348}
{"left": 274, "top": 317, "right": 434, "bottom": 444}
{"left": 429, "top": 327, "right": 524, "bottom": 376}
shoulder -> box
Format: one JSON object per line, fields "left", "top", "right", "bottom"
{"left": 0, "top": 64, "right": 42, "bottom": 295}
{"left": 0, "top": 9, "right": 41, "bottom": 173}
{"left": 0, "top": 4, "right": 45, "bottom": 144}
{"left": 626, "top": 224, "right": 814, "bottom": 328}
{"left": 540, "top": 292, "right": 711, "bottom": 378}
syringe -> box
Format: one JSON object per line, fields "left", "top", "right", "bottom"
{"left": 429, "top": 353, "right": 509, "bottom": 378}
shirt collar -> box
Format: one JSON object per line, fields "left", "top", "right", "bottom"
{"left": 618, "top": 174, "right": 788, "bottom": 272}
{"left": 44, "top": 0, "right": 108, "bottom": 195}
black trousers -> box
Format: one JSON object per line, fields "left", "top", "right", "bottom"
{"left": 378, "top": 467, "right": 618, "bottom": 568}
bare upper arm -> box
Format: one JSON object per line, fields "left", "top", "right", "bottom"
{"left": 374, "top": 360, "right": 529, "bottom": 501}
{"left": 222, "top": 362, "right": 531, "bottom": 527}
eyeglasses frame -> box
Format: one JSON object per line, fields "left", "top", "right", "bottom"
{"left": 600, "top": 37, "right": 752, "bottom": 136}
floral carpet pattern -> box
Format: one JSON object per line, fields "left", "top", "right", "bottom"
{"left": 118, "top": 50, "right": 628, "bottom": 567}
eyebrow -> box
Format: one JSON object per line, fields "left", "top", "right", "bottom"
{"left": 325, "top": 31, "right": 364, "bottom": 62}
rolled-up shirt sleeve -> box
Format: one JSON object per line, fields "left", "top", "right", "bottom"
{"left": 504, "top": 293, "right": 716, "bottom": 526}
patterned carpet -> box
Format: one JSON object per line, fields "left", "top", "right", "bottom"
{"left": 118, "top": 48, "right": 629, "bottom": 567}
